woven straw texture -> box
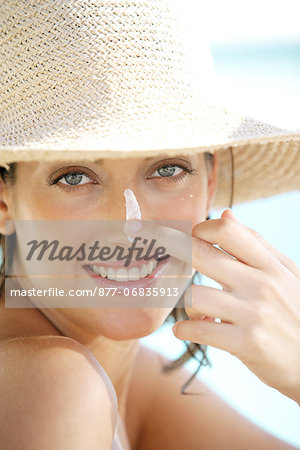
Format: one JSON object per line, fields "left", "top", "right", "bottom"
{"left": 1, "top": 0, "right": 300, "bottom": 210}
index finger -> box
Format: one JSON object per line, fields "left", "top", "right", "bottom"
{"left": 124, "top": 219, "right": 192, "bottom": 264}
{"left": 124, "top": 219, "right": 254, "bottom": 292}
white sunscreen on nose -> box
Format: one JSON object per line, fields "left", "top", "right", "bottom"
{"left": 124, "top": 188, "right": 142, "bottom": 242}
{"left": 124, "top": 188, "right": 142, "bottom": 220}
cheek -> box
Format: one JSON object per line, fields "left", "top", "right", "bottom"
{"left": 142, "top": 180, "right": 207, "bottom": 227}
{"left": 11, "top": 180, "right": 57, "bottom": 220}
{"left": 172, "top": 195, "right": 206, "bottom": 225}
{"left": 12, "top": 183, "right": 103, "bottom": 220}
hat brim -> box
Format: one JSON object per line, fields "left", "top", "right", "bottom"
{"left": 1, "top": 105, "right": 300, "bottom": 210}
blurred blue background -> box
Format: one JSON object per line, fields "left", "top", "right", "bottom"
{"left": 141, "top": 1, "right": 300, "bottom": 448}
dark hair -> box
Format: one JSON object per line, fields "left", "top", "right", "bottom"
{"left": 0, "top": 150, "right": 234, "bottom": 395}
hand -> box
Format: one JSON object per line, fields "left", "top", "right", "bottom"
{"left": 173, "top": 209, "right": 300, "bottom": 404}
{"left": 124, "top": 212, "right": 300, "bottom": 403}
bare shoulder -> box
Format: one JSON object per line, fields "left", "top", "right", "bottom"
{"left": 0, "top": 335, "right": 118, "bottom": 450}
{"left": 0, "top": 334, "right": 118, "bottom": 410}
{"left": 130, "top": 344, "right": 296, "bottom": 450}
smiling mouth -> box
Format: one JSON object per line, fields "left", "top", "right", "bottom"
{"left": 87, "top": 261, "right": 156, "bottom": 281}
{"left": 83, "top": 256, "right": 169, "bottom": 282}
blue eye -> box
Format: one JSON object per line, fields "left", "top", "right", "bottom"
{"left": 149, "top": 164, "right": 195, "bottom": 182}
{"left": 59, "top": 172, "right": 92, "bottom": 186}
{"left": 49, "top": 160, "right": 196, "bottom": 194}
{"left": 49, "top": 168, "right": 96, "bottom": 193}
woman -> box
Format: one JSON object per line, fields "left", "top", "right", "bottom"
{"left": 0, "top": 1, "right": 300, "bottom": 449}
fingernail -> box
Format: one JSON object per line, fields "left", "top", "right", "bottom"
{"left": 124, "top": 219, "right": 143, "bottom": 233}
{"left": 225, "top": 208, "right": 238, "bottom": 220}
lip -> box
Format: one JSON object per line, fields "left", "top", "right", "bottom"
{"left": 83, "top": 253, "right": 167, "bottom": 270}
{"left": 82, "top": 255, "right": 170, "bottom": 294}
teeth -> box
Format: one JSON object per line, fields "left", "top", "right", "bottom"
{"left": 88, "top": 258, "right": 160, "bottom": 280}
{"left": 107, "top": 267, "right": 116, "bottom": 281}
{"left": 140, "top": 264, "right": 147, "bottom": 278}
{"left": 147, "top": 261, "right": 154, "bottom": 275}
{"left": 115, "top": 268, "right": 128, "bottom": 282}
{"left": 100, "top": 266, "right": 107, "bottom": 277}
{"left": 92, "top": 265, "right": 101, "bottom": 275}
{"left": 128, "top": 267, "right": 140, "bottom": 281}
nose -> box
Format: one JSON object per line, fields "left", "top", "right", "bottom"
{"left": 101, "top": 187, "right": 142, "bottom": 221}
{"left": 105, "top": 188, "right": 143, "bottom": 244}
{"left": 124, "top": 188, "right": 142, "bottom": 220}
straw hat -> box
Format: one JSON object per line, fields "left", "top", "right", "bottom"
{"left": 1, "top": 0, "right": 299, "bottom": 210}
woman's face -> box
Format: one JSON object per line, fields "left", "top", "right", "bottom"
{"left": 2, "top": 152, "right": 218, "bottom": 340}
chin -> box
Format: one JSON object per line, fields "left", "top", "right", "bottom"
{"left": 87, "top": 307, "right": 172, "bottom": 341}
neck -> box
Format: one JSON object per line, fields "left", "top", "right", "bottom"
{"left": 87, "top": 335, "right": 140, "bottom": 420}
